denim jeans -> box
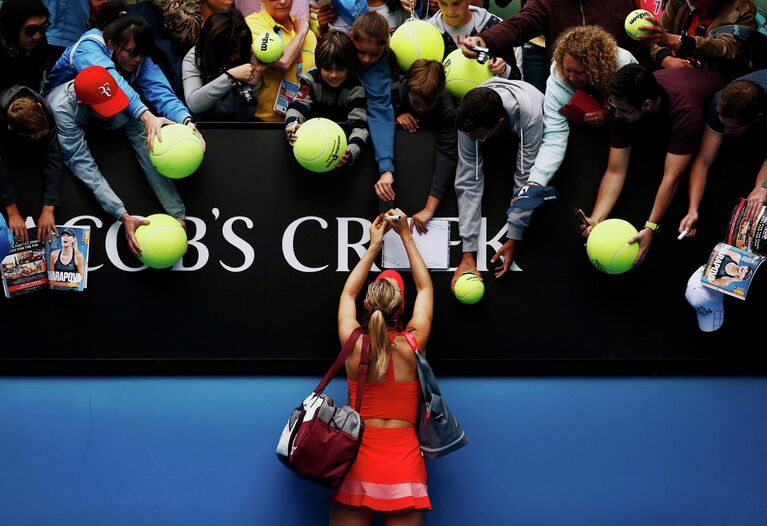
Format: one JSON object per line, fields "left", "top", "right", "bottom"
{"left": 46, "top": 82, "right": 186, "bottom": 220}
{"left": 522, "top": 43, "right": 550, "bottom": 95}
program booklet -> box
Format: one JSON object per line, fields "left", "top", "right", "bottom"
{"left": 700, "top": 242, "right": 766, "bottom": 300}
{"left": 725, "top": 198, "right": 767, "bottom": 255}
{"left": 1, "top": 225, "right": 91, "bottom": 298}
{"left": 46, "top": 226, "right": 91, "bottom": 292}
{"left": 1, "top": 228, "right": 48, "bottom": 298}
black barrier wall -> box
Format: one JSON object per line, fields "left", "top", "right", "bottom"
{"left": 1, "top": 123, "right": 764, "bottom": 374}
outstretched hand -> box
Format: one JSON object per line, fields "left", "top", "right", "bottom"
{"left": 122, "top": 214, "right": 150, "bottom": 258}
{"left": 628, "top": 228, "right": 654, "bottom": 267}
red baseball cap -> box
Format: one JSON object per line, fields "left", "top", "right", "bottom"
{"left": 74, "top": 66, "right": 129, "bottom": 118}
{"left": 375, "top": 270, "right": 405, "bottom": 296}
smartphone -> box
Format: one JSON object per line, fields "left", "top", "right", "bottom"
{"left": 316, "top": 0, "right": 332, "bottom": 7}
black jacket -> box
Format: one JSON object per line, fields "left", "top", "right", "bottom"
{"left": 0, "top": 86, "right": 63, "bottom": 209}
{"left": 0, "top": 0, "right": 49, "bottom": 91}
{"left": 392, "top": 82, "right": 458, "bottom": 200}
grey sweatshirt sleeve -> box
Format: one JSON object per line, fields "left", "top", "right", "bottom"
{"left": 506, "top": 104, "right": 545, "bottom": 241}
{"left": 182, "top": 48, "right": 235, "bottom": 116}
{"left": 454, "top": 131, "right": 484, "bottom": 253}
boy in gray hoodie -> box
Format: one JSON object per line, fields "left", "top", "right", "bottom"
{"left": 452, "top": 78, "right": 545, "bottom": 289}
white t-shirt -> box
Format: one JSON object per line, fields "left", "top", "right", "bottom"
{"left": 443, "top": 15, "right": 480, "bottom": 47}
{"left": 329, "top": 3, "right": 407, "bottom": 33}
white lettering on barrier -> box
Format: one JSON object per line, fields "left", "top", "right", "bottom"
{"left": 220, "top": 216, "right": 254, "bottom": 272}
{"left": 282, "top": 216, "right": 329, "bottom": 272}
{"left": 44, "top": 214, "right": 520, "bottom": 274}
{"left": 336, "top": 217, "right": 379, "bottom": 273}
{"left": 172, "top": 216, "right": 209, "bottom": 271}
{"left": 105, "top": 220, "right": 147, "bottom": 272}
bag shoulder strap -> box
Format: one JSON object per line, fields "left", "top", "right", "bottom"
{"left": 401, "top": 330, "right": 421, "bottom": 353}
{"left": 313, "top": 327, "right": 363, "bottom": 395}
{"left": 399, "top": 330, "right": 430, "bottom": 400}
{"left": 353, "top": 334, "right": 370, "bottom": 412}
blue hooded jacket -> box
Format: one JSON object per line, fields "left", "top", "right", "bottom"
{"left": 46, "top": 28, "right": 190, "bottom": 123}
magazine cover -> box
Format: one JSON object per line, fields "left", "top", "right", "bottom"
{"left": 700, "top": 242, "right": 766, "bottom": 300}
{"left": 45, "top": 226, "right": 90, "bottom": 292}
{"left": 725, "top": 198, "right": 767, "bottom": 255}
{"left": 1, "top": 228, "right": 48, "bottom": 298}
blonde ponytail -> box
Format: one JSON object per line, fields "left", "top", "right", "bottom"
{"left": 364, "top": 278, "right": 403, "bottom": 380}
{"left": 367, "top": 310, "right": 389, "bottom": 380}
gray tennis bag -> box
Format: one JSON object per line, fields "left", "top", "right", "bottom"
{"left": 402, "top": 331, "right": 468, "bottom": 459}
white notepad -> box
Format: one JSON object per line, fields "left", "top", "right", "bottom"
{"left": 382, "top": 219, "right": 450, "bottom": 270}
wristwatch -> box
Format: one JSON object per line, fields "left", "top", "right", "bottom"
{"left": 644, "top": 220, "right": 660, "bottom": 234}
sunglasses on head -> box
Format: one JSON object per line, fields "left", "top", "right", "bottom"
{"left": 24, "top": 21, "right": 51, "bottom": 37}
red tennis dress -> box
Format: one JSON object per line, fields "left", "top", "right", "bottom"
{"left": 329, "top": 348, "right": 430, "bottom": 511}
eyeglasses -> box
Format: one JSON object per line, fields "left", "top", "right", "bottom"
{"left": 24, "top": 21, "right": 51, "bottom": 37}
{"left": 607, "top": 96, "right": 638, "bottom": 118}
{"left": 119, "top": 46, "right": 143, "bottom": 58}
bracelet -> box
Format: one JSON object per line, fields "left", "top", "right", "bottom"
{"left": 402, "top": 237, "right": 414, "bottom": 243}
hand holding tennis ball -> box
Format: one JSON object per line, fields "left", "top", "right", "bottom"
{"left": 624, "top": 9, "right": 657, "bottom": 41}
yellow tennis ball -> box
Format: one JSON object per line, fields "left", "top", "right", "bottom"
{"left": 293, "top": 118, "right": 347, "bottom": 173}
{"left": 149, "top": 124, "right": 204, "bottom": 179}
{"left": 586, "top": 218, "right": 639, "bottom": 275}
{"left": 454, "top": 273, "right": 484, "bottom": 304}
{"left": 624, "top": 9, "right": 655, "bottom": 40}
{"left": 443, "top": 48, "right": 493, "bottom": 99}
{"left": 253, "top": 31, "right": 284, "bottom": 63}
{"left": 134, "top": 214, "right": 187, "bottom": 269}
{"left": 390, "top": 19, "right": 445, "bottom": 72}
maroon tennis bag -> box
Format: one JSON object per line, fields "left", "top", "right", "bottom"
{"left": 276, "top": 328, "right": 369, "bottom": 487}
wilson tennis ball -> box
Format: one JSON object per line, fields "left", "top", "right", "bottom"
{"left": 624, "top": 9, "right": 655, "bottom": 40}
{"left": 454, "top": 273, "right": 485, "bottom": 304}
{"left": 292, "top": 118, "right": 347, "bottom": 172}
{"left": 586, "top": 218, "right": 639, "bottom": 275}
{"left": 443, "top": 48, "right": 493, "bottom": 99}
{"left": 253, "top": 31, "right": 284, "bottom": 63}
{"left": 149, "top": 124, "right": 204, "bottom": 179}
{"left": 390, "top": 19, "right": 445, "bottom": 72}
{"left": 134, "top": 214, "right": 187, "bottom": 269}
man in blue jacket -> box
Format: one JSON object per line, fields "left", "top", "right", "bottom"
{"left": 46, "top": 65, "right": 188, "bottom": 259}
{"left": 44, "top": 15, "right": 204, "bottom": 257}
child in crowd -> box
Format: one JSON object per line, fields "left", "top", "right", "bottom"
{"left": 351, "top": 12, "right": 397, "bottom": 201}
{"left": 420, "top": 0, "right": 520, "bottom": 79}
{"left": 320, "top": 0, "right": 407, "bottom": 34}
{"left": 285, "top": 30, "right": 369, "bottom": 168}
{"left": 183, "top": 8, "right": 264, "bottom": 121}
{"left": 391, "top": 59, "right": 457, "bottom": 233}
{"left": 0, "top": 85, "right": 63, "bottom": 243}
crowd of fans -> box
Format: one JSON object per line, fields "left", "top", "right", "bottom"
{"left": 1, "top": 0, "right": 766, "bottom": 291}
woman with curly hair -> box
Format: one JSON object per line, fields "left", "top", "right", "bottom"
{"left": 523, "top": 25, "right": 637, "bottom": 191}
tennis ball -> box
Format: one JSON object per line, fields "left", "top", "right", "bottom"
{"left": 454, "top": 273, "right": 484, "bottom": 304}
{"left": 624, "top": 9, "right": 655, "bottom": 40}
{"left": 586, "top": 218, "right": 639, "bottom": 275}
{"left": 390, "top": 19, "right": 445, "bottom": 72}
{"left": 293, "top": 118, "right": 347, "bottom": 172}
{"left": 443, "top": 48, "right": 493, "bottom": 99}
{"left": 134, "top": 214, "right": 187, "bottom": 269}
{"left": 149, "top": 124, "right": 204, "bottom": 179}
{"left": 253, "top": 31, "right": 284, "bottom": 63}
